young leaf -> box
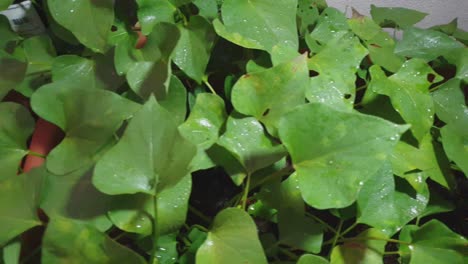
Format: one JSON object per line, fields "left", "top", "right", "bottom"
{"left": 218, "top": 115, "right": 286, "bottom": 178}
{"left": 108, "top": 174, "right": 191, "bottom": 236}
{"left": 93, "top": 96, "right": 196, "bottom": 195}
{"left": 126, "top": 23, "right": 180, "bottom": 100}
{"left": 196, "top": 208, "right": 268, "bottom": 264}
{"left": 136, "top": 0, "right": 176, "bottom": 35}
{"left": 173, "top": 16, "right": 216, "bottom": 83}
{"left": 179, "top": 93, "right": 227, "bottom": 171}
{"left": 0, "top": 103, "right": 34, "bottom": 178}
{"left": 0, "top": 174, "right": 42, "bottom": 246}
{"left": 213, "top": 0, "right": 298, "bottom": 53}
{"left": 0, "top": 51, "right": 27, "bottom": 100}
{"left": 441, "top": 125, "right": 468, "bottom": 176}
{"left": 31, "top": 86, "right": 141, "bottom": 175}
{"left": 47, "top": 0, "right": 115, "bottom": 53}
{"left": 42, "top": 216, "right": 146, "bottom": 263}
{"left": 357, "top": 163, "right": 428, "bottom": 236}
{"left": 298, "top": 254, "right": 330, "bottom": 264}
{"left": 306, "top": 32, "right": 368, "bottom": 111}
{"left": 400, "top": 220, "right": 468, "bottom": 264}
{"left": 278, "top": 103, "right": 409, "bottom": 209}
{"left": 330, "top": 229, "right": 387, "bottom": 264}
{"left": 15, "top": 35, "right": 56, "bottom": 97}
{"left": 231, "top": 54, "right": 309, "bottom": 136}
{"left": 369, "top": 60, "right": 442, "bottom": 143}
{"left": 370, "top": 5, "right": 428, "bottom": 28}
{"left": 51, "top": 53, "right": 124, "bottom": 91}
{"left": 34, "top": 166, "right": 112, "bottom": 232}
{"left": 395, "top": 27, "right": 464, "bottom": 62}
{"left": 193, "top": 0, "right": 219, "bottom": 20}
{"left": 391, "top": 134, "right": 453, "bottom": 189}
{"left": 278, "top": 173, "right": 323, "bottom": 253}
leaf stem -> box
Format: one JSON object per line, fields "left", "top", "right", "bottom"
{"left": 305, "top": 212, "right": 338, "bottom": 234}
{"left": 191, "top": 224, "right": 209, "bottom": 233}
{"left": 149, "top": 194, "right": 159, "bottom": 264}
{"left": 241, "top": 174, "right": 252, "bottom": 210}
{"left": 189, "top": 206, "right": 212, "bottom": 225}
{"left": 249, "top": 166, "right": 293, "bottom": 191}
{"left": 330, "top": 220, "right": 344, "bottom": 255}
{"left": 28, "top": 151, "right": 46, "bottom": 158}
{"left": 337, "top": 237, "right": 411, "bottom": 245}
{"left": 278, "top": 247, "right": 298, "bottom": 260}
{"left": 340, "top": 222, "right": 358, "bottom": 237}
{"left": 383, "top": 251, "right": 403, "bottom": 255}
{"left": 202, "top": 77, "right": 217, "bottom": 95}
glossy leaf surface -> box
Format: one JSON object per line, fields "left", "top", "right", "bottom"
{"left": 48, "top": 0, "right": 114, "bottom": 53}
{"left": 214, "top": 0, "right": 298, "bottom": 53}
{"left": 278, "top": 103, "right": 408, "bottom": 209}
{"left": 330, "top": 229, "right": 386, "bottom": 264}
{"left": 0, "top": 103, "right": 34, "bottom": 178}
{"left": 196, "top": 208, "right": 268, "bottom": 264}
{"left": 93, "top": 97, "right": 196, "bottom": 195}
{"left": 370, "top": 5, "right": 427, "bottom": 28}
{"left": 231, "top": 54, "right": 309, "bottom": 136}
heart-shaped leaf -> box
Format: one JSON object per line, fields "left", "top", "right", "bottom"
{"left": 196, "top": 207, "right": 268, "bottom": 264}
{"left": 173, "top": 16, "right": 216, "bottom": 83}
{"left": 47, "top": 0, "right": 114, "bottom": 53}
{"left": 31, "top": 86, "right": 141, "bottom": 175}
{"left": 93, "top": 96, "right": 196, "bottom": 195}
{"left": 213, "top": 0, "right": 298, "bottom": 53}
{"left": 231, "top": 54, "right": 309, "bottom": 136}
{"left": 0, "top": 102, "right": 34, "bottom": 178}
{"left": 357, "top": 162, "right": 428, "bottom": 236}
{"left": 369, "top": 59, "right": 442, "bottom": 143}
{"left": 42, "top": 216, "right": 146, "bottom": 263}
{"left": 306, "top": 32, "right": 368, "bottom": 111}
{"left": 278, "top": 103, "right": 408, "bottom": 209}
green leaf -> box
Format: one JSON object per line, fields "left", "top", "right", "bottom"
{"left": 179, "top": 93, "right": 227, "bottom": 171}
{"left": 47, "top": 0, "right": 114, "bottom": 53}
{"left": 231, "top": 54, "right": 309, "bottom": 136}
{"left": 52, "top": 53, "right": 124, "bottom": 91}
{"left": 0, "top": 15, "right": 19, "bottom": 49}
{"left": 330, "top": 229, "right": 387, "bottom": 264}
{"left": 33, "top": 166, "right": 112, "bottom": 231}
{"left": 218, "top": 114, "right": 286, "bottom": 177}
{"left": 0, "top": 102, "right": 34, "bottom": 178}
{"left": 93, "top": 96, "right": 196, "bottom": 195}
{"left": 126, "top": 23, "right": 180, "bottom": 100}
{"left": 196, "top": 208, "right": 268, "bottom": 264}
{"left": 108, "top": 174, "right": 191, "bottom": 236}
{"left": 42, "top": 216, "right": 146, "bottom": 263}
{"left": 278, "top": 103, "right": 408, "bottom": 209}
{"left": 0, "top": 0, "right": 13, "bottom": 11}
{"left": 278, "top": 173, "right": 323, "bottom": 253}
{"left": 173, "top": 16, "right": 216, "bottom": 83}
{"left": 193, "top": 0, "right": 218, "bottom": 20}
{"left": 31, "top": 86, "right": 141, "bottom": 175}
{"left": 306, "top": 32, "right": 368, "bottom": 111}
{"left": 0, "top": 174, "right": 41, "bottom": 246}
{"left": 441, "top": 125, "right": 468, "bottom": 175}
{"left": 370, "top": 5, "right": 428, "bottom": 28}
{"left": 306, "top": 7, "right": 349, "bottom": 49}
{"left": 420, "top": 189, "right": 455, "bottom": 218}
{"left": 137, "top": 0, "right": 176, "bottom": 35}
{"left": 297, "top": 0, "right": 320, "bottom": 36}
{"left": 298, "top": 254, "right": 330, "bottom": 264}
{"left": 348, "top": 14, "right": 404, "bottom": 72}
{"left": 357, "top": 162, "right": 428, "bottom": 236}
{"left": 432, "top": 78, "right": 467, "bottom": 134}
{"left": 0, "top": 50, "right": 27, "bottom": 100}
{"left": 2, "top": 238, "right": 21, "bottom": 264}
{"left": 395, "top": 27, "right": 464, "bottom": 62}
{"left": 369, "top": 60, "right": 442, "bottom": 143}
{"left": 159, "top": 75, "right": 187, "bottom": 125}
{"left": 15, "top": 35, "right": 56, "bottom": 97}
{"left": 391, "top": 134, "right": 453, "bottom": 188}
{"left": 401, "top": 220, "right": 468, "bottom": 264}
{"left": 213, "top": 0, "right": 298, "bottom": 53}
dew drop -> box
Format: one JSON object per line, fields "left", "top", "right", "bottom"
{"left": 328, "top": 160, "right": 334, "bottom": 165}
{"left": 70, "top": 9, "right": 75, "bottom": 13}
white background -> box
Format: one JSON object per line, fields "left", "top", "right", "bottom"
{"left": 327, "top": 0, "right": 468, "bottom": 30}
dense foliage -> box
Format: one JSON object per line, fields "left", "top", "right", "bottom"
{"left": 0, "top": 0, "right": 467, "bottom": 263}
